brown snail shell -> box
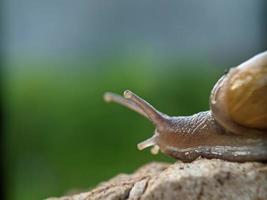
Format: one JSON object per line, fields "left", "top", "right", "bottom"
{"left": 210, "top": 52, "right": 267, "bottom": 135}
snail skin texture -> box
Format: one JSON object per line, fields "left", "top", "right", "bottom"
{"left": 104, "top": 51, "right": 267, "bottom": 162}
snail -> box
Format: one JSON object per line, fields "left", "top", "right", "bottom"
{"left": 104, "top": 51, "right": 267, "bottom": 162}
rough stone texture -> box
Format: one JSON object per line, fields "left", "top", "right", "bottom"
{"left": 47, "top": 159, "right": 267, "bottom": 200}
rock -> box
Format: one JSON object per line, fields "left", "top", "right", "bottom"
{"left": 46, "top": 159, "right": 267, "bottom": 200}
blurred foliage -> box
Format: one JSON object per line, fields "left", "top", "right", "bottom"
{"left": 3, "top": 56, "right": 222, "bottom": 200}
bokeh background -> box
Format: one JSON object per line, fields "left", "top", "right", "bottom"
{"left": 2, "top": 1, "right": 267, "bottom": 199}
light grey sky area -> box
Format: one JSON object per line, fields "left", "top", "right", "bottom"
{"left": 2, "top": 0, "right": 267, "bottom": 64}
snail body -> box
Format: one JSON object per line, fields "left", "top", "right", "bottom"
{"left": 104, "top": 51, "right": 267, "bottom": 162}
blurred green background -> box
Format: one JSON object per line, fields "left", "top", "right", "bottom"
{"left": 2, "top": 1, "right": 267, "bottom": 200}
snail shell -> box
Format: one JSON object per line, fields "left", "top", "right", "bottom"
{"left": 211, "top": 52, "right": 267, "bottom": 135}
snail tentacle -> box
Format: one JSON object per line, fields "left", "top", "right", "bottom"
{"left": 104, "top": 92, "right": 148, "bottom": 118}
{"left": 123, "top": 90, "right": 168, "bottom": 129}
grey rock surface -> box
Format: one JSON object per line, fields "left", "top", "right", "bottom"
{"left": 47, "top": 159, "right": 267, "bottom": 200}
